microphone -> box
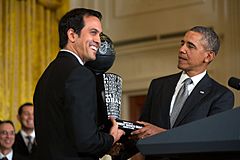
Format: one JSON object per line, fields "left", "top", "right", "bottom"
{"left": 228, "top": 77, "right": 240, "bottom": 90}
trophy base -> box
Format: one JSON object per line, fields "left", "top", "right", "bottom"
{"left": 116, "top": 119, "right": 144, "bottom": 134}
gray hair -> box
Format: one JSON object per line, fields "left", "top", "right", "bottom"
{"left": 190, "top": 26, "right": 220, "bottom": 55}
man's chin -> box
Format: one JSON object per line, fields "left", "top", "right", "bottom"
{"left": 177, "top": 63, "right": 188, "bottom": 70}
{"left": 90, "top": 54, "right": 97, "bottom": 61}
{"left": 177, "top": 64, "right": 183, "bottom": 70}
{"left": 92, "top": 56, "right": 96, "bottom": 61}
{"left": 25, "top": 124, "right": 34, "bottom": 128}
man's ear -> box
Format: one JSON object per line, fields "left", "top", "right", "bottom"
{"left": 204, "top": 51, "right": 216, "bottom": 63}
{"left": 67, "top": 28, "right": 76, "bottom": 43}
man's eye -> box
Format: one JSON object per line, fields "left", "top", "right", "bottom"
{"left": 0, "top": 130, "right": 15, "bottom": 135}
{"left": 187, "top": 43, "right": 195, "bottom": 49}
{"left": 180, "top": 40, "right": 184, "bottom": 46}
{"left": 90, "top": 30, "right": 97, "bottom": 35}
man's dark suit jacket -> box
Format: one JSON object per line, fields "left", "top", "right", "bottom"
{"left": 33, "top": 51, "right": 114, "bottom": 160}
{"left": 13, "top": 131, "right": 37, "bottom": 159}
{"left": 13, "top": 152, "right": 28, "bottom": 160}
{"left": 140, "top": 72, "right": 234, "bottom": 129}
{"left": 116, "top": 72, "right": 234, "bottom": 160}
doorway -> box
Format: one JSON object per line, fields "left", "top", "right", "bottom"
{"left": 128, "top": 95, "right": 146, "bottom": 160}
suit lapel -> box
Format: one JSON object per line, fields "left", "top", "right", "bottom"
{"left": 174, "top": 74, "right": 212, "bottom": 127}
{"left": 17, "top": 132, "right": 29, "bottom": 154}
{"left": 160, "top": 73, "right": 181, "bottom": 128}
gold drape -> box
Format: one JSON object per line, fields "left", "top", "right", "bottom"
{"left": 0, "top": 0, "right": 69, "bottom": 129}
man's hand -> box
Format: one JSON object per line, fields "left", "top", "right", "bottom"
{"left": 131, "top": 121, "right": 167, "bottom": 139}
{"left": 109, "top": 117, "right": 125, "bottom": 144}
{"left": 108, "top": 142, "right": 124, "bottom": 156}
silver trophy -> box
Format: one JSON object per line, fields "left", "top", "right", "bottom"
{"left": 102, "top": 73, "right": 122, "bottom": 119}
{"left": 85, "top": 33, "right": 143, "bottom": 134}
{"left": 102, "top": 73, "right": 143, "bottom": 133}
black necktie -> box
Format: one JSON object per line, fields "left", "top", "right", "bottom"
{"left": 1, "top": 157, "right": 8, "bottom": 160}
{"left": 170, "top": 78, "right": 193, "bottom": 128}
{"left": 26, "top": 135, "right": 32, "bottom": 153}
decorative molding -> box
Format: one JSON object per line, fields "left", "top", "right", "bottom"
{"left": 114, "top": 31, "right": 186, "bottom": 47}
{"left": 114, "top": 0, "right": 204, "bottom": 18}
{"left": 115, "top": 37, "right": 180, "bottom": 56}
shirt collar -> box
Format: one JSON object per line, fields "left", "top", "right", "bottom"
{"left": 0, "top": 149, "right": 13, "bottom": 160}
{"left": 20, "top": 130, "right": 35, "bottom": 138}
{"left": 179, "top": 72, "right": 190, "bottom": 84}
{"left": 180, "top": 70, "right": 207, "bottom": 85}
{"left": 60, "top": 49, "right": 84, "bottom": 65}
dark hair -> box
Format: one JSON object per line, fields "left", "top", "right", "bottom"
{"left": 18, "top": 102, "right": 33, "bottom": 115}
{"left": 189, "top": 26, "right": 220, "bottom": 55}
{"left": 0, "top": 120, "right": 15, "bottom": 129}
{"left": 58, "top": 8, "right": 102, "bottom": 49}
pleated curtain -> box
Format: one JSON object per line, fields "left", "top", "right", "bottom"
{"left": 0, "top": 0, "right": 69, "bottom": 129}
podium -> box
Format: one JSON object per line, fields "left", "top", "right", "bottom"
{"left": 137, "top": 107, "right": 240, "bottom": 159}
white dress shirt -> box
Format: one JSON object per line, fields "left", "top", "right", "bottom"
{"left": 169, "top": 71, "right": 207, "bottom": 115}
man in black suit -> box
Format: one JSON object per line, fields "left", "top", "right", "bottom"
{"left": 114, "top": 26, "right": 234, "bottom": 159}
{"left": 0, "top": 120, "right": 25, "bottom": 160}
{"left": 13, "top": 103, "right": 36, "bottom": 159}
{"left": 33, "top": 8, "right": 124, "bottom": 160}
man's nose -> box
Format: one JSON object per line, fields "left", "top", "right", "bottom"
{"left": 94, "top": 34, "right": 101, "bottom": 46}
{"left": 179, "top": 45, "right": 187, "bottom": 54}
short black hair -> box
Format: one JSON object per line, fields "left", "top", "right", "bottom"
{"left": 18, "top": 102, "right": 33, "bottom": 115}
{"left": 0, "top": 120, "right": 15, "bottom": 129}
{"left": 58, "top": 8, "right": 102, "bottom": 49}
{"left": 189, "top": 26, "right": 220, "bottom": 55}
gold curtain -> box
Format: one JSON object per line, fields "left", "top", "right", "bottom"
{"left": 0, "top": 0, "right": 69, "bottom": 129}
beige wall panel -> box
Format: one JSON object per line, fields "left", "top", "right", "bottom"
{"left": 71, "top": 0, "right": 218, "bottom": 41}
{"left": 106, "top": 0, "right": 217, "bottom": 41}
{"left": 110, "top": 39, "right": 181, "bottom": 91}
